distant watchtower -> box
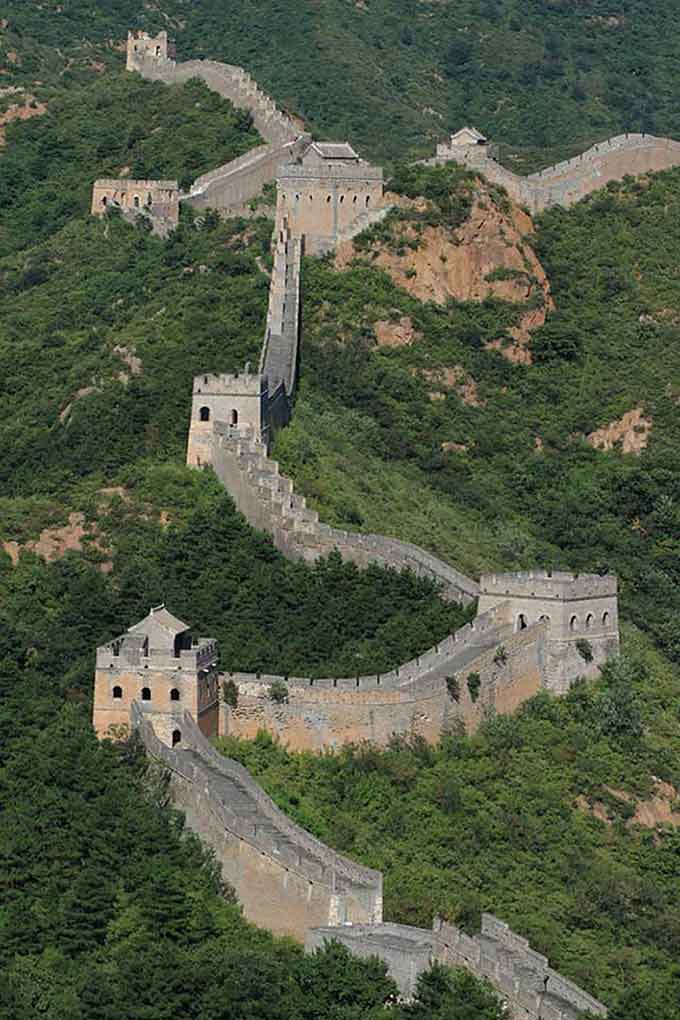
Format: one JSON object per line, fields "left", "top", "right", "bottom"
{"left": 126, "top": 30, "right": 173, "bottom": 72}
{"left": 478, "top": 571, "right": 619, "bottom": 693}
{"left": 93, "top": 606, "right": 219, "bottom": 744}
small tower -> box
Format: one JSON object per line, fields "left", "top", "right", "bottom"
{"left": 93, "top": 606, "right": 219, "bottom": 744}
{"left": 126, "top": 30, "right": 172, "bottom": 72}
{"left": 186, "top": 368, "right": 269, "bottom": 467}
{"left": 477, "top": 571, "right": 619, "bottom": 694}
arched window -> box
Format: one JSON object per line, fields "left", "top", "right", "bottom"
{"left": 602, "top": 611, "right": 610, "bottom": 627}
{"left": 102, "top": 195, "right": 108, "bottom": 206}
{"left": 230, "top": 409, "right": 238, "bottom": 426}
{"left": 200, "top": 406, "right": 210, "bottom": 422}
{"left": 569, "top": 615, "right": 578, "bottom": 632}
{"left": 146, "top": 194, "right": 153, "bottom": 207}
{"left": 517, "top": 613, "right": 528, "bottom": 631}
{"left": 309, "top": 194, "right": 313, "bottom": 202}
{"left": 340, "top": 194, "right": 345, "bottom": 204}
{"left": 112, "top": 685, "right": 123, "bottom": 700}
{"left": 141, "top": 687, "right": 151, "bottom": 702}
{"left": 134, "top": 195, "right": 140, "bottom": 209}
{"left": 155, "top": 45, "right": 161, "bottom": 56}
{"left": 326, "top": 195, "right": 332, "bottom": 203}
{"left": 172, "top": 729, "right": 182, "bottom": 747}
{"left": 585, "top": 613, "right": 594, "bottom": 630}
{"left": 295, "top": 193, "right": 300, "bottom": 202}
{"left": 353, "top": 195, "right": 358, "bottom": 204}
{"left": 170, "top": 688, "right": 180, "bottom": 702}
{"left": 365, "top": 195, "right": 371, "bottom": 206}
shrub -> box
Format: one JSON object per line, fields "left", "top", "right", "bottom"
{"left": 467, "top": 672, "right": 481, "bottom": 703}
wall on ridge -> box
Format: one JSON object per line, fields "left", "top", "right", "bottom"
{"left": 127, "top": 39, "right": 304, "bottom": 215}
{"left": 198, "top": 429, "right": 480, "bottom": 604}
{"left": 132, "top": 704, "right": 383, "bottom": 940}
{"left": 221, "top": 619, "right": 545, "bottom": 750}
{"left": 306, "top": 915, "right": 608, "bottom": 1016}
{"left": 431, "top": 133, "right": 680, "bottom": 213}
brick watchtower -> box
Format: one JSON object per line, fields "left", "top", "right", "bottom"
{"left": 477, "top": 571, "right": 619, "bottom": 694}
{"left": 93, "top": 606, "right": 219, "bottom": 744}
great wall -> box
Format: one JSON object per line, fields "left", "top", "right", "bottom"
{"left": 86, "top": 27, "right": 680, "bottom": 1016}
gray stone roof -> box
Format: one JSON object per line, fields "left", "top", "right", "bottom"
{"left": 128, "top": 605, "right": 189, "bottom": 636}
{"left": 309, "top": 142, "right": 359, "bottom": 160}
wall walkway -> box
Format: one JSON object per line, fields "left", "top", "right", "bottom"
{"left": 431, "top": 133, "right": 680, "bottom": 213}
{"left": 132, "top": 703, "right": 382, "bottom": 939}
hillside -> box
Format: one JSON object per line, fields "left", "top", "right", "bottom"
{"left": 3, "top": 16, "right": 680, "bottom": 1020}
{"left": 4, "top": 0, "right": 680, "bottom": 165}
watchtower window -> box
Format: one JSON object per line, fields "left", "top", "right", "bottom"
{"left": 172, "top": 729, "right": 182, "bottom": 747}
{"left": 585, "top": 613, "right": 594, "bottom": 629}
{"left": 517, "top": 613, "right": 528, "bottom": 631}
{"left": 155, "top": 46, "right": 161, "bottom": 56}
{"left": 102, "top": 195, "right": 108, "bottom": 206}
{"left": 141, "top": 687, "right": 151, "bottom": 702}
{"left": 134, "top": 195, "right": 140, "bottom": 209}
{"left": 230, "top": 409, "right": 238, "bottom": 426}
{"left": 365, "top": 195, "right": 370, "bottom": 206}
{"left": 170, "top": 688, "right": 180, "bottom": 702}
{"left": 147, "top": 194, "right": 153, "bottom": 207}
{"left": 112, "top": 686, "right": 123, "bottom": 700}
{"left": 569, "top": 615, "right": 578, "bottom": 632}
{"left": 340, "top": 194, "right": 345, "bottom": 203}
{"left": 353, "top": 195, "right": 358, "bottom": 204}
{"left": 326, "top": 195, "right": 331, "bottom": 203}
{"left": 602, "top": 611, "right": 610, "bottom": 627}
{"left": 142, "top": 637, "right": 149, "bottom": 658}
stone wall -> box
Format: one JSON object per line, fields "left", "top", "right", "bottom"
{"left": 132, "top": 704, "right": 383, "bottom": 940}
{"left": 221, "top": 615, "right": 546, "bottom": 749}
{"left": 91, "top": 177, "right": 179, "bottom": 236}
{"left": 127, "top": 34, "right": 304, "bottom": 217}
{"left": 306, "top": 915, "right": 608, "bottom": 1017}
{"left": 430, "top": 133, "right": 680, "bottom": 213}
{"left": 193, "top": 426, "right": 479, "bottom": 603}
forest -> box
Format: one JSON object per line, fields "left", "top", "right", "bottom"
{"left": 2, "top": 8, "right": 680, "bottom": 1017}
{"left": 4, "top": 0, "right": 680, "bottom": 166}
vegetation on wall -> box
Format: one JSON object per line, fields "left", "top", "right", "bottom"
{"left": 220, "top": 630, "right": 680, "bottom": 1020}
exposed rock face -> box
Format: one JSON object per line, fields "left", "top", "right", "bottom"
{"left": 335, "top": 183, "right": 552, "bottom": 365}
{"left": 373, "top": 315, "right": 422, "bottom": 347}
{"left": 2, "top": 513, "right": 111, "bottom": 572}
{"left": 577, "top": 781, "right": 680, "bottom": 828}
{"left": 586, "top": 408, "right": 652, "bottom": 455}
{"left": 0, "top": 95, "right": 47, "bottom": 145}
{"left": 418, "top": 365, "right": 485, "bottom": 407}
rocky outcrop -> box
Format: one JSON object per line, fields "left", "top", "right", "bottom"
{"left": 586, "top": 408, "right": 652, "bottom": 455}
{"left": 335, "top": 183, "right": 553, "bottom": 364}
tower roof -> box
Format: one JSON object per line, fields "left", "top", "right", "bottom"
{"left": 128, "top": 605, "right": 190, "bottom": 637}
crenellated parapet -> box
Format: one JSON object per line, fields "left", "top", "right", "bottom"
{"left": 431, "top": 126, "right": 680, "bottom": 213}
{"left": 132, "top": 703, "right": 383, "bottom": 938}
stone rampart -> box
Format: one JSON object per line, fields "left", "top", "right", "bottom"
{"left": 132, "top": 703, "right": 383, "bottom": 939}
{"left": 127, "top": 34, "right": 305, "bottom": 216}
{"left": 194, "top": 427, "right": 479, "bottom": 603}
{"left": 431, "top": 132, "right": 680, "bottom": 213}
{"left": 307, "top": 915, "right": 607, "bottom": 1017}
{"left": 221, "top": 617, "right": 546, "bottom": 749}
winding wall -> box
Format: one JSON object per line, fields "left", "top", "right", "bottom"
{"left": 132, "top": 703, "right": 382, "bottom": 939}
{"left": 128, "top": 42, "right": 306, "bottom": 215}
{"left": 433, "top": 133, "right": 680, "bottom": 213}
{"left": 194, "top": 425, "right": 480, "bottom": 603}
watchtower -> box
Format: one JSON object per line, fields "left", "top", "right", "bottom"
{"left": 91, "top": 178, "right": 180, "bottom": 236}
{"left": 435, "top": 126, "right": 489, "bottom": 163}
{"left": 186, "top": 368, "right": 269, "bottom": 466}
{"left": 478, "top": 571, "right": 619, "bottom": 693}
{"left": 93, "top": 606, "right": 219, "bottom": 743}
{"left": 126, "top": 30, "right": 173, "bottom": 72}
{"left": 276, "top": 141, "right": 384, "bottom": 255}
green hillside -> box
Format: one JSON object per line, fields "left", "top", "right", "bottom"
{"left": 5, "top": 0, "right": 680, "bottom": 165}
{"left": 3, "top": 16, "right": 680, "bottom": 1019}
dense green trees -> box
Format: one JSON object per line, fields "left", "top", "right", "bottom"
{"left": 6, "top": 0, "right": 680, "bottom": 164}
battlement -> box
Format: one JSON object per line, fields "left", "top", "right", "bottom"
{"left": 133, "top": 705, "right": 383, "bottom": 938}
{"left": 278, "top": 161, "right": 384, "bottom": 183}
{"left": 479, "top": 570, "right": 617, "bottom": 600}
{"left": 193, "top": 370, "right": 264, "bottom": 398}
